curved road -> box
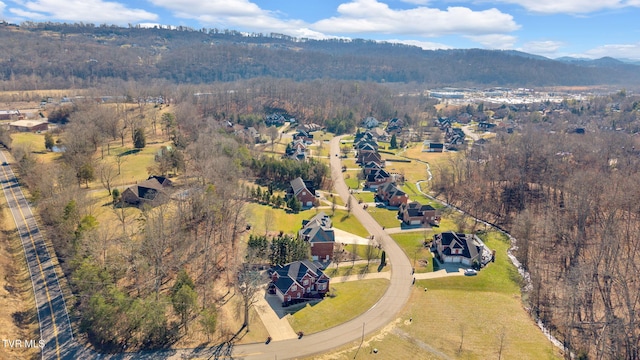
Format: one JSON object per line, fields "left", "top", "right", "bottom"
{"left": 0, "top": 135, "right": 413, "bottom": 360}
{"left": 226, "top": 136, "right": 413, "bottom": 359}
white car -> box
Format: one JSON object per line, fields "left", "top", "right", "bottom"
{"left": 464, "top": 269, "right": 478, "bottom": 276}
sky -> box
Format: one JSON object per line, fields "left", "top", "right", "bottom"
{"left": 2, "top": 0, "right": 640, "bottom": 60}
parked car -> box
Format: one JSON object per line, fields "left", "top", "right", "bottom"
{"left": 464, "top": 269, "right": 478, "bottom": 276}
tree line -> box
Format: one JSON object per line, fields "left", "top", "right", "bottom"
{"left": 434, "top": 92, "right": 640, "bottom": 359}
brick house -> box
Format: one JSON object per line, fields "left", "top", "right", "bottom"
{"left": 365, "top": 168, "right": 390, "bottom": 189}
{"left": 270, "top": 260, "right": 330, "bottom": 306}
{"left": 398, "top": 201, "right": 440, "bottom": 226}
{"left": 298, "top": 212, "right": 335, "bottom": 262}
{"left": 288, "top": 177, "right": 316, "bottom": 207}
{"left": 376, "top": 182, "right": 408, "bottom": 207}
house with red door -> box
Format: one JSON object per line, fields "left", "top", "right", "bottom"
{"left": 270, "top": 260, "right": 330, "bottom": 306}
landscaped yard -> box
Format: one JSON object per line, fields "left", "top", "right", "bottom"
{"left": 307, "top": 231, "right": 563, "bottom": 360}
{"left": 245, "top": 204, "right": 369, "bottom": 238}
{"left": 287, "top": 279, "right": 389, "bottom": 334}
{"left": 390, "top": 232, "right": 433, "bottom": 273}
{"left": 353, "top": 191, "right": 375, "bottom": 203}
{"left": 343, "top": 171, "right": 361, "bottom": 189}
{"left": 367, "top": 207, "right": 401, "bottom": 228}
{"left": 323, "top": 261, "right": 388, "bottom": 278}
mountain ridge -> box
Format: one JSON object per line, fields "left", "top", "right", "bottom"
{"left": 0, "top": 22, "right": 639, "bottom": 88}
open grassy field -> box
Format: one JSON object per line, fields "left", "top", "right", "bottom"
{"left": 307, "top": 231, "right": 562, "bottom": 360}
{"left": 287, "top": 279, "right": 389, "bottom": 334}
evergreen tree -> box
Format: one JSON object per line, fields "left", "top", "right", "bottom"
{"left": 133, "top": 128, "right": 146, "bottom": 149}
{"left": 390, "top": 134, "right": 398, "bottom": 149}
{"left": 44, "top": 132, "right": 55, "bottom": 150}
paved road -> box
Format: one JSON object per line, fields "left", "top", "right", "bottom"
{"left": 0, "top": 135, "right": 413, "bottom": 360}
{"left": 0, "top": 150, "right": 89, "bottom": 360}
{"left": 222, "top": 136, "right": 414, "bottom": 359}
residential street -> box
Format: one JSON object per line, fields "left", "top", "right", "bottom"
{"left": 222, "top": 136, "right": 414, "bottom": 359}
{"left": 0, "top": 136, "right": 414, "bottom": 360}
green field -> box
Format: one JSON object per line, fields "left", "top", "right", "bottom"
{"left": 353, "top": 191, "right": 375, "bottom": 203}
{"left": 367, "top": 207, "right": 401, "bottom": 228}
{"left": 390, "top": 232, "right": 433, "bottom": 273}
{"left": 245, "top": 205, "right": 369, "bottom": 238}
{"left": 287, "top": 279, "right": 389, "bottom": 334}
{"left": 310, "top": 231, "right": 562, "bottom": 360}
{"left": 343, "top": 171, "right": 361, "bottom": 189}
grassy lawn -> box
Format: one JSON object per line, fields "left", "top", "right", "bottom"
{"left": 353, "top": 191, "right": 375, "bottom": 203}
{"left": 245, "top": 205, "right": 369, "bottom": 238}
{"left": 323, "top": 262, "right": 388, "bottom": 278}
{"left": 341, "top": 159, "right": 359, "bottom": 169}
{"left": 391, "top": 232, "right": 433, "bottom": 273}
{"left": 287, "top": 279, "right": 389, "bottom": 334}
{"left": 331, "top": 210, "right": 369, "bottom": 238}
{"left": 343, "top": 171, "right": 361, "bottom": 189}
{"left": 367, "top": 207, "right": 401, "bottom": 228}
{"left": 311, "top": 231, "right": 562, "bottom": 360}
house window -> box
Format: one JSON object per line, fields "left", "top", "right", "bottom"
{"left": 302, "top": 191, "right": 306, "bottom": 195}
{"left": 303, "top": 279, "right": 309, "bottom": 286}
{"left": 318, "top": 283, "right": 325, "bottom": 290}
{"left": 291, "top": 284, "right": 297, "bottom": 291}
{"left": 297, "top": 292, "right": 301, "bottom": 299}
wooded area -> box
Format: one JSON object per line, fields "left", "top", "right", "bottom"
{"left": 433, "top": 92, "right": 640, "bottom": 359}
{"left": 2, "top": 22, "right": 640, "bottom": 89}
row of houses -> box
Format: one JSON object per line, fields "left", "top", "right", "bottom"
{"left": 284, "top": 129, "right": 315, "bottom": 161}
{"left": 354, "top": 131, "right": 392, "bottom": 189}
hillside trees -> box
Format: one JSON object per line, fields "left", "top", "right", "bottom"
{"left": 443, "top": 123, "right": 640, "bottom": 359}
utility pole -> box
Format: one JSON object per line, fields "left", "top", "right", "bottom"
{"left": 353, "top": 322, "right": 365, "bottom": 359}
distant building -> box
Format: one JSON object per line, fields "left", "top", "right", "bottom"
{"left": 121, "top": 176, "right": 173, "bottom": 208}
{"left": 0, "top": 110, "right": 21, "bottom": 120}
{"left": 9, "top": 119, "right": 48, "bottom": 132}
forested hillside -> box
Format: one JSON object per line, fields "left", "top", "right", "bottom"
{"left": 1, "top": 22, "right": 640, "bottom": 89}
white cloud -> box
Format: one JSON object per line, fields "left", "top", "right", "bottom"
{"left": 583, "top": 43, "right": 640, "bottom": 60}
{"left": 520, "top": 40, "right": 564, "bottom": 56}
{"left": 384, "top": 38, "right": 452, "bottom": 50}
{"left": 499, "top": 0, "right": 639, "bottom": 14}
{"left": 148, "top": 0, "right": 320, "bottom": 38}
{"left": 400, "top": 0, "right": 431, "bottom": 4}
{"left": 0, "top": 1, "right": 6, "bottom": 16}
{"left": 465, "top": 34, "right": 518, "bottom": 49}
{"left": 312, "top": 0, "right": 519, "bottom": 37}
{"left": 8, "top": 0, "right": 157, "bottom": 24}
